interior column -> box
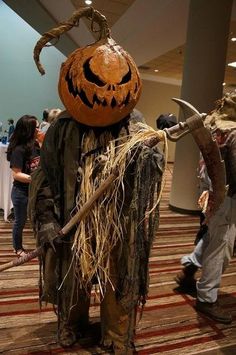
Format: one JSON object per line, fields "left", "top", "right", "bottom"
{"left": 169, "top": 0, "right": 233, "bottom": 213}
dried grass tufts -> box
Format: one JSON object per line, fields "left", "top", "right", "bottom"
{"left": 71, "top": 124, "right": 168, "bottom": 295}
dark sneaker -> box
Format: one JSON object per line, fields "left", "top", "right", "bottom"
{"left": 195, "top": 299, "right": 232, "bottom": 324}
{"left": 174, "top": 264, "right": 198, "bottom": 296}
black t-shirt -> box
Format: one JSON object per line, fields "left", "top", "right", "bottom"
{"left": 10, "top": 144, "right": 40, "bottom": 191}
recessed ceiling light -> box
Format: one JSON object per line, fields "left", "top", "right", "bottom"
{"left": 231, "top": 37, "right": 236, "bottom": 42}
{"left": 154, "top": 69, "right": 159, "bottom": 72}
{"left": 228, "top": 62, "right": 236, "bottom": 68}
{"left": 222, "top": 82, "right": 226, "bottom": 86}
{"left": 85, "top": 0, "right": 92, "bottom": 5}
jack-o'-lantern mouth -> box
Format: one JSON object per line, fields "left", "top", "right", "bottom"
{"left": 65, "top": 58, "right": 138, "bottom": 109}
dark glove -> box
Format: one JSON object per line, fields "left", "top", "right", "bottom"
{"left": 37, "top": 222, "right": 62, "bottom": 251}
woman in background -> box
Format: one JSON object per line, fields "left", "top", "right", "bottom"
{"left": 47, "top": 108, "right": 62, "bottom": 124}
{"left": 39, "top": 109, "right": 50, "bottom": 133}
{"left": 7, "top": 115, "right": 40, "bottom": 257}
{"left": 37, "top": 108, "right": 62, "bottom": 145}
{"left": 7, "top": 119, "right": 15, "bottom": 141}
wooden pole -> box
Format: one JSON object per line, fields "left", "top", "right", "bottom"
{"left": 0, "top": 248, "right": 42, "bottom": 272}
{"left": 0, "top": 169, "right": 119, "bottom": 272}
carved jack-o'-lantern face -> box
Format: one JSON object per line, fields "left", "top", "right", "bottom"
{"left": 58, "top": 38, "right": 142, "bottom": 127}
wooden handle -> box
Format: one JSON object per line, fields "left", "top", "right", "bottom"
{"left": 0, "top": 169, "right": 119, "bottom": 272}
{"left": 0, "top": 247, "right": 42, "bottom": 272}
{"left": 61, "top": 169, "right": 119, "bottom": 235}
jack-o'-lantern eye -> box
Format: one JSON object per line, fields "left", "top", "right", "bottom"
{"left": 118, "top": 65, "right": 131, "bottom": 85}
{"left": 83, "top": 58, "right": 105, "bottom": 87}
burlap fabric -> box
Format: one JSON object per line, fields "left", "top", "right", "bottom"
{"left": 28, "top": 113, "right": 165, "bottom": 351}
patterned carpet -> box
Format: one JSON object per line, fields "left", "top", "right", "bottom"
{"left": 0, "top": 164, "right": 236, "bottom": 354}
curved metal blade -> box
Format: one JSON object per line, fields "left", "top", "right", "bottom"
{"left": 172, "top": 97, "right": 201, "bottom": 119}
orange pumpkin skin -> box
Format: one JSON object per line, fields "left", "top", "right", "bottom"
{"left": 58, "top": 37, "right": 142, "bottom": 127}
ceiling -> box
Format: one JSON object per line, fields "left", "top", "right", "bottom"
{"left": 3, "top": 0, "right": 236, "bottom": 88}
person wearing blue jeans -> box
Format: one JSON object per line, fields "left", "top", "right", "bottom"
{"left": 177, "top": 191, "right": 236, "bottom": 324}
{"left": 175, "top": 154, "right": 209, "bottom": 293}
{"left": 7, "top": 115, "right": 40, "bottom": 257}
{"left": 175, "top": 92, "right": 236, "bottom": 324}
{"left": 11, "top": 185, "right": 28, "bottom": 252}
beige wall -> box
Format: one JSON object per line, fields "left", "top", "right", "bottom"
{"left": 136, "top": 79, "right": 181, "bottom": 162}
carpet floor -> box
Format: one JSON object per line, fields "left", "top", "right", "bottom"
{"left": 0, "top": 164, "right": 235, "bottom": 354}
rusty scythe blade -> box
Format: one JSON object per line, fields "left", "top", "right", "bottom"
{"left": 168, "top": 98, "right": 226, "bottom": 217}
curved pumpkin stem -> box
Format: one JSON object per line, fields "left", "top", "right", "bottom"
{"left": 33, "top": 6, "right": 111, "bottom": 75}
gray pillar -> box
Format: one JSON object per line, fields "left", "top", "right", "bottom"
{"left": 170, "top": 0, "right": 233, "bottom": 213}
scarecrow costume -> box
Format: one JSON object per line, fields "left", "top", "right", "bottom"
{"left": 0, "top": 6, "right": 225, "bottom": 353}
{"left": 28, "top": 7, "right": 166, "bottom": 353}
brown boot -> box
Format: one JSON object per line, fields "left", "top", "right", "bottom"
{"left": 175, "top": 264, "right": 198, "bottom": 293}
{"left": 196, "top": 299, "right": 232, "bottom": 324}
{"left": 101, "top": 343, "right": 136, "bottom": 355}
{"left": 58, "top": 324, "right": 78, "bottom": 348}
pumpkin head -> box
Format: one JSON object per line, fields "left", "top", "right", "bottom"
{"left": 58, "top": 37, "right": 141, "bottom": 126}
{"left": 33, "top": 7, "right": 142, "bottom": 127}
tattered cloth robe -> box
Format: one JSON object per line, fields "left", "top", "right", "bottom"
{"left": 28, "top": 111, "right": 165, "bottom": 350}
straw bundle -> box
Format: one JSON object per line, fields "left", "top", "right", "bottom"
{"left": 71, "top": 124, "right": 167, "bottom": 295}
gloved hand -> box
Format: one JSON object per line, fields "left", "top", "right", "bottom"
{"left": 37, "top": 222, "right": 62, "bottom": 251}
